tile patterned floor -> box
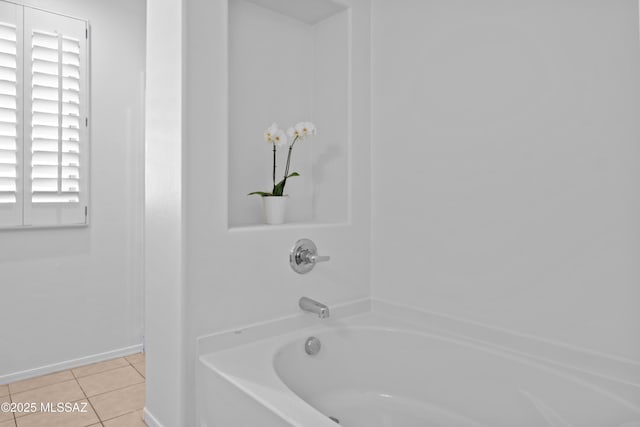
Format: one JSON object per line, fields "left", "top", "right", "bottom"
{"left": 1, "top": 353, "right": 146, "bottom": 427}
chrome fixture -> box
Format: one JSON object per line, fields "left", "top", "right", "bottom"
{"left": 304, "top": 336, "right": 322, "bottom": 355}
{"left": 290, "top": 238, "right": 330, "bottom": 274}
{"left": 299, "top": 296, "right": 330, "bottom": 319}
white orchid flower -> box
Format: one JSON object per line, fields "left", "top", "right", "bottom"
{"left": 294, "top": 122, "right": 306, "bottom": 137}
{"left": 272, "top": 129, "right": 288, "bottom": 147}
{"left": 287, "top": 126, "right": 300, "bottom": 139}
{"left": 304, "top": 122, "right": 317, "bottom": 136}
{"left": 264, "top": 122, "right": 279, "bottom": 143}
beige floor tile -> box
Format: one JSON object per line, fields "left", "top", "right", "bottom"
{"left": 72, "top": 358, "right": 129, "bottom": 379}
{"left": 0, "top": 419, "right": 16, "bottom": 427}
{"left": 130, "top": 363, "right": 145, "bottom": 379}
{"left": 124, "top": 354, "right": 144, "bottom": 366}
{"left": 77, "top": 367, "right": 143, "bottom": 398}
{"left": 0, "top": 395, "right": 13, "bottom": 423}
{"left": 9, "top": 371, "right": 74, "bottom": 395}
{"left": 102, "top": 410, "right": 146, "bottom": 427}
{"left": 11, "top": 381, "right": 85, "bottom": 418}
{"left": 0, "top": 385, "right": 8, "bottom": 398}
{"left": 89, "top": 383, "right": 144, "bottom": 421}
{"left": 15, "top": 399, "right": 98, "bottom": 427}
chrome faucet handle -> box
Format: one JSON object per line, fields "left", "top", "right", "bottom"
{"left": 290, "top": 239, "right": 330, "bottom": 274}
{"left": 309, "top": 254, "right": 330, "bottom": 263}
{"left": 303, "top": 252, "right": 330, "bottom": 264}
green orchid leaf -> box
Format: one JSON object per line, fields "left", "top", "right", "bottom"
{"left": 247, "top": 191, "right": 273, "bottom": 197}
{"left": 272, "top": 181, "right": 284, "bottom": 196}
{"left": 270, "top": 173, "right": 300, "bottom": 196}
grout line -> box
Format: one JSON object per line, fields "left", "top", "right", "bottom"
{"left": 72, "top": 359, "right": 131, "bottom": 380}
{"left": 75, "top": 375, "right": 103, "bottom": 425}
{"left": 130, "top": 363, "right": 145, "bottom": 379}
{"left": 100, "top": 408, "right": 139, "bottom": 424}
{"left": 8, "top": 391, "right": 15, "bottom": 427}
{"left": 85, "top": 380, "right": 145, "bottom": 401}
{"left": 123, "top": 355, "right": 145, "bottom": 379}
{"left": 7, "top": 370, "right": 74, "bottom": 396}
{"left": 123, "top": 355, "right": 145, "bottom": 366}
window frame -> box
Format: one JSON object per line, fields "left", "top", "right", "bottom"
{"left": 0, "top": 0, "right": 90, "bottom": 230}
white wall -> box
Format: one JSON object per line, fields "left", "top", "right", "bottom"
{"left": 180, "top": 0, "right": 370, "bottom": 426}
{"left": 0, "top": 0, "right": 146, "bottom": 380}
{"left": 371, "top": 0, "right": 640, "bottom": 361}
{"left": 145, "top": 1, "right": 370, "bottom": 424}
{"left": 228, "top": 0, "right": 350, "bottom": 227}
{"left": 185, "top": 0, "right": 370, "bottom": 331}
{"left": 228, "top": 0, "right": 315, "bottom": 225}
{"left": 144, "top": 0, "right": 185, "bottom": 425}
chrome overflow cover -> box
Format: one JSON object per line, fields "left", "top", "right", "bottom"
{"left": 305, "top": 336, "right": 321, "bottom": 355}
{"left": 290, "top": 239, "right": 331, "bottom": 274}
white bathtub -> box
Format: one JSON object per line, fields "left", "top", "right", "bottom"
{"left": 197, "top": 300, "right": 640, "bottom": 426}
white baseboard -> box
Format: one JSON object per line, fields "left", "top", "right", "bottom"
{"left": 0, "top": 343, "right": 143, "bottom": 384}
{"left": 144, "top": 407, "right": 164, "bottom": 427}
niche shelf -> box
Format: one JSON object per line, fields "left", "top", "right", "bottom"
{"left": 227, "top": 0, "right": 350, "bottom": 229}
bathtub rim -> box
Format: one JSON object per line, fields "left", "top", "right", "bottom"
{"left": 197, "top": 297, "right": 640, "bottom": 389}
{"left": 198, "top": 309, "right": 640, "bottom": 427}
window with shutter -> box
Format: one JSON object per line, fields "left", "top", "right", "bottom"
{"left": 30, "top": 30, "right": 81, "bottom": 204}
{"left": 0, "top": 0, "right": 21, "bottom": 227}
{"left": 0, "top": 1, "right": 89, "bottom": 228}
{"left": 0, "top": 22, "right": 17, "bottom": 205}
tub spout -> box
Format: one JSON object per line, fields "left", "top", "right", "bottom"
{"left": 299, "top": 297, "right": 330, "bottom": 319}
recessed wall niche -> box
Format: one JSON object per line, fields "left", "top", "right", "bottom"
{"left": 228, "top": 0, "right": 350, "bottom": 228}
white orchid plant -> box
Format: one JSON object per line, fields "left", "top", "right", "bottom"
{"left": 249, "top": 121, "right": 317, "bottom": 197}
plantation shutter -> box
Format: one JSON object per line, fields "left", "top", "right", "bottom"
{"left": 23, "top": 7, "right": 88, "bottom": 226}
{"left": 0, "top": 1, "right": 88, "bottom": 229}
{"left": 0, "top": 1, "right": 21, "bottom": 227}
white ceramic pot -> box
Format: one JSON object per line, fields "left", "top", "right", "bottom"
{"left": 262, "top": 196, "right": 288, "bottom": 225}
